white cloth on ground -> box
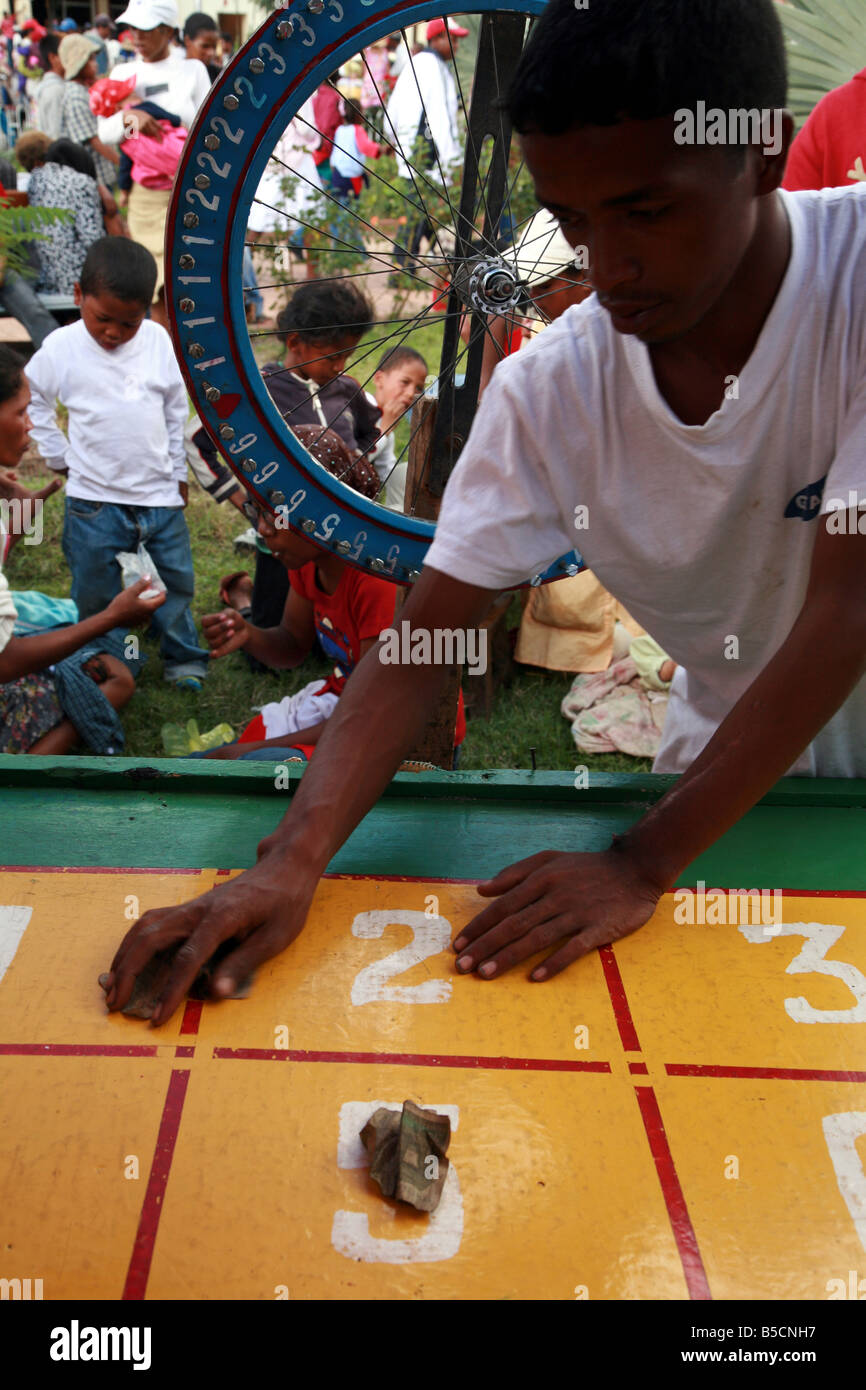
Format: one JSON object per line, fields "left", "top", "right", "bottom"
{"left": 258, "top": 677, "right": 339, "bottom": 741}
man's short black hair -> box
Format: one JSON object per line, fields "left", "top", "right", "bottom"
{"left": 38, "top": 33, "right": 61, "bottom": 67}
{"left": 376, "top": 345, "right": 427, "bottom": 375}
{"left": 79, "top": 237, "right": 157, "bottom": 307}
{"left": 507, "top": 0, "right": 787, "bottom": 136}
{"left": 184, "top": 11, "right": 218, "bottom": 39}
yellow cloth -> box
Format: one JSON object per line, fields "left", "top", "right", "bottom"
{"left": 127, "top": 183, "right": 171, "bottom": 301}
{"left": 515, "top": 569, "right": 645, "bottom": 673}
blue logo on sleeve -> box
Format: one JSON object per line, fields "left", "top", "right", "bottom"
{"left": 784, "top": 476, "right": 826, "bottom": 520}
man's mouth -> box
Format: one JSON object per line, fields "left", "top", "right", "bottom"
{"left": 600, "top": 299, "right": 664, "bottom": 332}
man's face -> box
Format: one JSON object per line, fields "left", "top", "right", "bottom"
{"left": 253, "top": 506, "right": 321, "bottom": 568}
{"left": 521, "top": 116, "right": 784, "bottom": 346}
{"left": 75, "top": 286, "right": 147, "bottom": 351}
{"left": 96, "top": 22, "right": 111, "bottom": 38}
{"left": 80, "top": 56, "right": 98, "bottom": 83}
{"left": 186, "top": 28, "right": 218, "bottom": 65}
{"left": 0, "top": 379, "right": 33, "bottom": 469}
{"left": 129, "top": 23, "right": 172, "bottom": 61}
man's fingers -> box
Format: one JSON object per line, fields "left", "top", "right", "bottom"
{"left": 453, "top": 871, "right": 549, "bottom": 952}
{"left": 209, "top": 922, "right": 294, "bottom": 1000}
{"left": 531, "top": 924, "right": 614, "bottom": 981}
{"left": 473, "top": 917, "right": 572, "bottom": 979}
{"left": 149, "top": 927, "right": 227, "bottom": 1026}
{"left": 107, "top": 906, "right": 200, "bottom": 1012}
{"left": 455, "top": 900, "right": 550, "bottom": 973}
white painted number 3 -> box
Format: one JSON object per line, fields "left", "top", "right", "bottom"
{"left": 738, "top": 921, "right": 866, "bottom": 1023}
{"left": 331, "top": 1102, "right": 463, "bottom": 1262}
{"left": 350, "top": 910, "right": 452, "bottom": 1005}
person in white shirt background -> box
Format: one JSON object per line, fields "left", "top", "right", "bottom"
{"left": 387, "top": 16, "right": 468, "bottom": 272}
{"left": 96, "top": 0, "right": 210, "bottom": 328}
{"left": 25, "top": 237, "right": 209, "bottom": 690}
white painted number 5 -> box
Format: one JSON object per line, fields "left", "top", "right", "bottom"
{"left": 350, "top": 910, "right": 452, "bottom": 1005}
{"left": 331, "top": 1102, "right": 463, "bottom": 1262}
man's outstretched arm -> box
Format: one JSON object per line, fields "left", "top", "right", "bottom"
{"left": 102, "top": 568, "right": 497, "bottom": 1024}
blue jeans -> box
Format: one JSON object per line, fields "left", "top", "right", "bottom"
{"left": 242, "top": 246, "right": 264, "bottom": 321}
{"left": 62, "top": 498, "right": 209, "bottom": 680}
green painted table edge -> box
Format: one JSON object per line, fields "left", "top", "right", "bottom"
{"left": 1, "top": 757, "right": 865, "bottom": 888}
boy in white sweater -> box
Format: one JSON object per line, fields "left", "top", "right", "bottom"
{"left": 25, "top": 236, "right": 208, "bottom": 688}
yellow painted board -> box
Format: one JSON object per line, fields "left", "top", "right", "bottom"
{"left": 615, "top": 893, "right": 866, "bottom": 1072}
{"left": 192, "top": 876, "right": 621, "bottom": 1064}
{"left": 649, "top": 1076, "right": 866, "bottom": 1301}
{"left": 0, "top": 1056, "right": 174, "bottom": 1300}
{"left": 147, "top": 1061, "right": 687, "bottom": 1302}
{"left": 0, "top": 870, "right": 219, "bottom": 1043}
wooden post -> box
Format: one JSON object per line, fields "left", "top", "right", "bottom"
{"left": 400, "top": 395, "right": 462, "bottom": 769}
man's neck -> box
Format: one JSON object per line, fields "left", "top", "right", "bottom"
{"left": 651, "top": 189, "right": 792, "bottom": 378}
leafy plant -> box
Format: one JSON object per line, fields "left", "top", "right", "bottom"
{"left": 0, "top": 203, "right": 73, "bottom": 280}
{"left": 777, "top": 0, "right": 866, "bottom": 126}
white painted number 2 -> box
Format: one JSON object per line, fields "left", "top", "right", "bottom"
{"left": 823, "top": 1112, "right": 866, "bottom": 1253}
{"left": 0, "top": 905, "right": 32, "bottom": 984}
{"left": 738, "top": 921, "right": 866, "bottom": 1023}
{"left": 331, "top": 1102, "right": 463, "bottom": 1262}
{"left": 350, "top": 910, "right": 452, "bottom": 1005}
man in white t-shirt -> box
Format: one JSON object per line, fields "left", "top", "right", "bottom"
{"left": 103, "top": 0, "right": 866, "bottom": 1025}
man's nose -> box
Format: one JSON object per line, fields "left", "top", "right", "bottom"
{"left": 582, "top": 226, "right": 640, "bottom": 297}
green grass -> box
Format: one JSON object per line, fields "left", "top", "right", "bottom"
{"left": 6, "top": 458, "right": 650, "bottom": 772}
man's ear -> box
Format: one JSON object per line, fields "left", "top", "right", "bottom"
{"left": 73, "top": 282, "right": 82, "bottom": 307}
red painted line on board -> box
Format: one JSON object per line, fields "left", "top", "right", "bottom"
{"left": 213, "top": 1046, "right": 611, "bottom": 1073}
{"left": 599, "top": 947, "right": 642, "bottom": 1052}
{"left": 123, "top": 1068, "right": 190, "bottom": 1301}
{"left": 174, "top": 1046, "right": 195, "bottom": 1059}
{"left": 323, "top": 871, "right": 481, "bottom": 885}
{"left": 629, "top": 1061, "right": 649, "bottom": 1075}
{"left": 0, "top": 1042, "right": 158, "bottom": 1057}
{"left": 634, "top": 1085, "right": 712, "bottom": 1301}
{"left": 179, "top": 1000, "right": 202, "bottom": 1035}
{"left": 666, "top": 1063, "right": 866, "bottom": 1083}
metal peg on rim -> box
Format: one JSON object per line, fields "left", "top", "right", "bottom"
{"left": 194, "top": 174, "right": 210, "bottom": 190}
{"left": 300, "top": 518, "right": 316, "bottom": 533}
{"left": 268, "top": 489, "right": 286, "bottom": 506}
{"left": 249, "top": 57, "right": 265, "bottom": 73}
{"left": 275, "top": 19, "right": 291, "bottom": 38}
{"left": 179, "top": 298, "right": 195, "bottom": 313}
{"left": 204, "top": 133, "right": 220, "bottom": 150}
{"left": 203, "top": 384, "right": 221, "bottom": 403}
{"left": 368, "top": 557, "right": 385, "bottom": 572}
{"left": 183, "top": 212, "right": 199, "bottom": 228}
{"left": 179, "top": 253, "right": 195, "bottom": 269}
{"left": 219, "top": 424, "right": 235, "bottom": 440}
{"left": 223, "top": 93, "right": 239, "bottom": 110}
{"left": 188, "top": 343, "right": 205, "bottom": 359}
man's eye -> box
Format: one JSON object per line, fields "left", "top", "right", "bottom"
{"left": 627, "top": 206, "right": 670, "bottom": 222}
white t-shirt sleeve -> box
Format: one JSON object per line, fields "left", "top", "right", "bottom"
{"left": 423, "top": 364, "right": 575, "bottom": 589}
{"left": 24, "top": 340, "right": 69, "bottom": 469}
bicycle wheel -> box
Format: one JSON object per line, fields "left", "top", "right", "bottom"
{"left": 167, "top": 1, "right": 585, "bottom": 588}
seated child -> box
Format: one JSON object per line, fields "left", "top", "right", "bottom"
{"left": 201, "top": 426, "right": 400, "bottom": 761}
{"left": 88, "top": 77, "right": 187, "bottom": 203}
{"left": 0, "top": 344, "right": 164, "bottom": 753}
{"left": 206, "top": 280, "right": 381, "bottom": 636}
{"left": 364, "top": 345, "right": 427, "bottom": 511}
{"left": 24, "top": 237, "right": 209, "bottom": 689}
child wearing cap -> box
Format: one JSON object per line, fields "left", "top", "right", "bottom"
{"left": 58, "top": 32, "right": 120, "bottom": 188}
{"left": 89, "top": 74, "right": 187, "bottom": 201}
